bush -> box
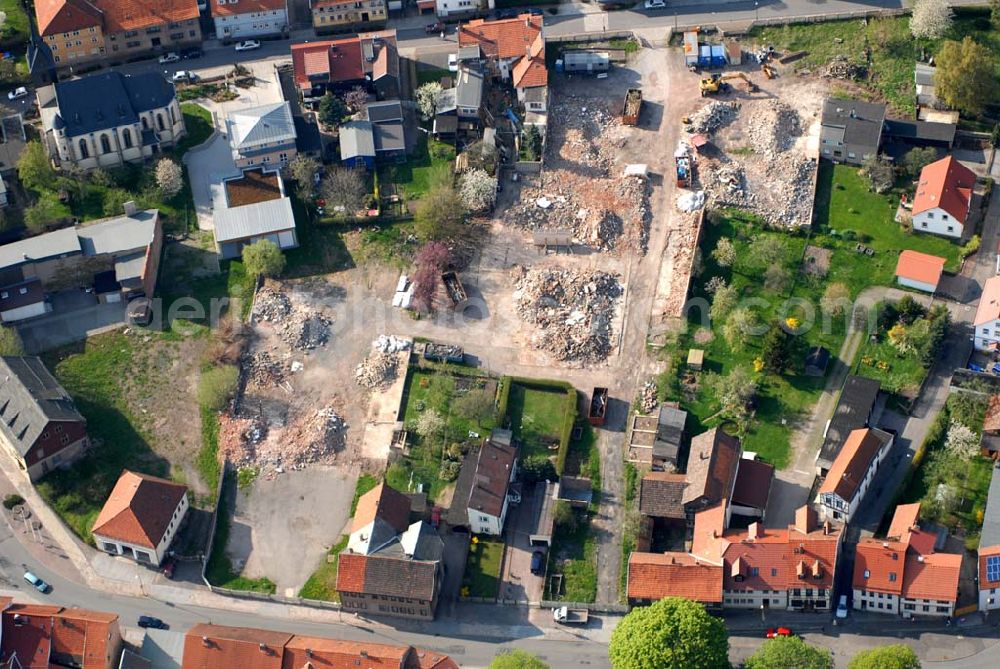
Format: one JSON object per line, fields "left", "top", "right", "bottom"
{"left": 961, "top": 234, "right": 981, "bottom": 258}
{"left": 198, "top": 365, "right": 239, "bottom": 412}
{"left": 439, "top": 460, "right": 461, "bottom": 481}
{"left": 2, "top": 494, "right": 24, "bottom": 510}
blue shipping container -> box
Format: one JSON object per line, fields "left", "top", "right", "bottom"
{"left": 710, "top": 44, "right": 726, "bottom": 67}
{"left": 698, "top": 45, "right": 712, "bottom": 67}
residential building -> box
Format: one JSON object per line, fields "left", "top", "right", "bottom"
{"left": 226, "top": 101, "right": 298, "bottom": 169}
{"left": 627, "top": 504, "right": 842, "bottom": 612}
{"left": 212, "top": 169, "right": 298, "bottom": 260}
{"left": 911, "top": 156, "right": 976, "bottom": 239}
{"left": 365, "top": 101, "right": 408, "bottom": 159}
{"left": 437, "top": 0, "right": 493, "bottom": 17}
{"left": 981, "top": 394, "right": 1000, "bottom": 460}
{"left": 457, "top": 14, "right": 548, "bottom": 109}
{"left": 339, "top": 120, "right": 376, "bottom": 170}
{"left": 34, "top": 0, "right": 202, "bottom": 71}
{"left": 883, "top": 118, "right": 956, "bottom": 150}
{"left": 819, "top": 99, "right": 886, "bottom": 165}
{"left": 0, "top": 356, "right": 88, "bottom": 481}
{"left": 729, "top": 456, "right": 774, "bottom": 520}
{"left": 974, "top": 276, "right": 1000, "bottom": 352}
{"left": 818, "top": 427, "right": 894, "bottom": 523}
{"left": 895, "top": 250, "right": 946, "bottom": 293}
{"left": 978, "top": 467, "right": 1000, "bottom": 612}
{"left": 311, "top": 0, "right": 388, "bottom": 33}
{"left": 627, "top": 402, "right": 686, "bottom": 469}
{"left": 337, "top": 483, "right": 444, "bottom": 620}
{"left": 0, "top": 601, "right": 123, "bottom": 669}
{"left": 291, "top": 30, "right": 399, "bottom": 99}
{"left": 0, "top": 207, "right": 163, "bottom": 323}
{"left": 38, "top": 71, "right": 186, "bottom": 171}
{"left": 815, "top": 375, "right": 882, "bottom": 475}
{"left": 853, "top": 503, "right": 961, "bottom": 617}
{"left": 434, "top": 66, "right": 484, "bottom": 137}
{"left": 181, "top": 623, "right": 457, "bottom": 668}
{"left": 637, "top": 471, "right": 686, "bottom": 552}
{"left": 466, "top": 429, "right": 518, "bottom": 535}
{"left": 92, "top": 470, "right": 189, "bottom": 565}
{"left": 682, "top": 427, "right": 740, "bottom": 527}
{"left": 211, "top": 0, "right": 289, "bottom": 40}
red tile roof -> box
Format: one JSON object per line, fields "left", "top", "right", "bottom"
{"left": 291, "top": 38, "right": 365, "bottom": 89}
{"left": 853, "top": 539, "right": 908, "bottom": 596}
{"left": 683, "top": 428, "right": 740, "bottom": 507}
{"left": 91, "top": 470, "right": 187, "bottom": 549}
{"left": 336, "top": 552, "right": 368, "bottom": 593}
{"left": 458, "top": 14, "right": 543, "bottom": 60}
{"left": 336, "top": 553, "right": 439, "bottom": 601}
{"left": 351, "top": 482, "right": 411, "bottom": 534}
{"left": 731, "top": 458, "right": 774, "bottom": 511}
{"left": 211, "top": 0, "right": 285, "bottom": 17}
{"left": 100, "top": 0, "right": 200, "bottom": 34}
{"left": 895, "top": 250, "right": 945, "bottom": 288}
{"left": 902, "top": 551, "right": 961, "bottom": 603}
{"left": 913, "top": 155, "right": 976, "bottom": 221}
{"left": 281, "top": 636, "right": 410, "bottom": 669}
{"left": 818, "top": 428, "right": 887, "bottom": 502}
{"left": 975, "top": 276, "right": 1000, "bottom": 326}
{"left": 627, "top": 552, "right": 723, "bottom": 603}
{"left": 691, "top": 502, "right": 728, "bottom": 564}
{"left": 512, "top": 55, "right": 547, "bottom": 89}
{"left": 887, "top": 502, "right": 921, "bottom": 543}
{"left": 183, "top": 624, "right": 292, "bottom": 669}
{"left": 722, "top": 523, "right": 841, "bottom": 591}
{"left": 0, "top": 604, "right": 120, "bottom": 669}
{"left": 35, "top": 0, "right": 103, "bottom": 37}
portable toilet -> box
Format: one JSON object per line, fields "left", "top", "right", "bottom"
{"left": 555, "top": 59, "right": 564, "bottom": 73}
{"left": 698, "top": 45, "right": 712, "bottom": 68}
{"left": 710, "top": 44, "right": 726, "bottom": 67}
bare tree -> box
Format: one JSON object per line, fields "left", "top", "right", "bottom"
{"left": 321, "top": 167, "right": 367, "bottom": 215}
{"left": 411, "top": 241, "right": 451, "bottom": 312}
{"left": 344, "top": 86, "right": 369, "bottom": 112}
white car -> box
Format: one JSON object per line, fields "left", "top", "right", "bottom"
{"left": 158, "top": 52, "right": 180, "bottom": 64}
{"left": 644, "top": 0, "right": 666, "bottom": 8}
{"left": 448, "top": 53, "right": 458, "bottom": 72}
{"left": 7, "top": 87, "right": 27, "bottom": 101}
{"left": 171, "top": 71, "right": 198, "bottom": 83}
{"left": 835, "top": 595, "right": 849, "bottom": 619}
{"left": 235, "top": 40, "right": 261, "bottom": 52}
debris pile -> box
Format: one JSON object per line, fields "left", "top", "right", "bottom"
{"left": 688, "top": 101, "right": 739, "bottom": 134}
{"left": 252, "top": 286, "right": 292, "bottom": 322}
{"left": 825, "top": 57, "right": 866, "bottom": 80}
{"left": 744, "top": 101, "right": 801, "bottom": 154}
{"left": 372, "top": 334, "right": 412, "bottom": 354}
{"left": 355, "top": 351, "right": 400, "bottom": 390}
{"left": 638, "top": 381, "right": 658, "bottom": 413}
{"left": 280, "top": 313, "right": 332, "bottom": 350}
{"left": 245, "top": 351, "right": 285, "bottom": 389}
{"left": 513, "top": 267, "right": 622, "bottom": 363}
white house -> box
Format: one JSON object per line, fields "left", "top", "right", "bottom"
{"left": 92, "top": 470, "right": 189, "bottom": 566}
{"left": 979, "top": 469, "right": 1000, "bottom": 612}
{"left": 817, "top": 428, "right": 893, "bottom": 524}
{"left": 212, "top": 0, "right": 289, "bottom": 39}
{"left": 466, "top": 430, "right": 518, "bottom": 536}
{"left": 911, "top": 155, "right": 976, "bottom": 239}
{"left": 974, "top": 276, "right": 1000, "bottom": 351}
{"left": 895, "top": 250, "right": 945, "bottom": 294}
{"left": 436, "top": 0, "right": 493, "bottom": 18}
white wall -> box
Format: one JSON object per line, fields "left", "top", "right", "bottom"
{"left": 980, "top": 587, "right": 1000, "bottom": 612}
{"left": 436, "top": 0, "right": 493, "bottom": 17}
{"left": 0, "top": 301, "right": 47, "bottom": 323}
{"left": 468, "top": 508, "right": 502, "bottom": 535}
{"left": 853, "top": 588, "right": 900, "bottom": 615}
{"left": 912, "top": 207, "right": 963, "bottom": 238}
{"left": 214, "top": 8, "right": 288, "bottom": 38}
{"left": 95, "top": 494, "right": 189, "bottom": 565}
{"left": 975, "top": 318, "right": 1000, "bottom": 351}
{"left": 898, "top": 276, "right": 937, "bottom": 293}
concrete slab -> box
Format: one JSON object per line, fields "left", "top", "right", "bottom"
{"left": 17, "top": 300, "right": 126, "bottom": 353}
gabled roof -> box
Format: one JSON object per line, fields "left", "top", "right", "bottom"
{"left": 35, "top": 0, "right": 103, "bottom": 37}
{"left": 98, "top": 0, "right": 200, "bottom": 33}
{"left": 291, "top": 38, "right": 365, "bottom": 89}
{"left": 352, "top": 482, "right": 412, "bottom": 535}
{"left": 0, "top": 356, "right": 85, "bottom": 456}
{"left": 627, "top": 552, "right": 723, "bottom": 603}
{"left": 975, "top": 276, "right": 1000, "bottom": 326}
{"left": 52, "top": 71, "right": 177, "bottom": 139}
{"left": 92, "top": 470, "right": 187, "bottom": 549}
{"left": 912, "top": 156, "right": 976, "bottom": 221}
{"left": 821, "top": 99, "right": 886, "bottom": 147}
{"left": 339, "top": 121, "right": 375, "bottom": 160}
{"left": 730, "top": 458, "right": 774, "bottom": 511}
{"left": 902, "top": 551, "right": 961, "bottom": 603}
{"left": 981, "top": 467, "right": 1000, "bottom": 552}
{"left": 281, "top": 636, "right": 412, "bottom": 669}
{"left": 211, "top": 0, "right": 286, "bottom": 17}
{"left": 1, "top": 604, "right": 119, "bottom": 669}
{"left": 818, "top": 375, "right": 881, "bottom": 466}
{"left": 683, "top": 428, "right": 740, "bottom": 506}
{"left": 182, "top": 624, "right": 291, "bottom": 669}
{"left": 336, "top": 552, "right": 439, "bottom": 601}
{"left": 819, "top": 428, "right": 891, "bottom": 502}
{"left": 468, "top": 436, "right": 517, "bottom": 518}
{"left": 458, "top": 14, "right": 543, "bottom": 60}
{"left": 512, "top": 55, "right": 547, "bottom": 89}
{"left": 638, "top": 472, "right": 686, "bottom": 519}
{"left": 722, "top": 521, "right": 841, "bottom": 591}
{"left": 227, "top": 102, "right": 296, "bottom": 152}
{"left": 366, "top": 100, "right": 404, "bottom": 124}
{"left": 895, "top": 250, "right": 946, "bottom": 287}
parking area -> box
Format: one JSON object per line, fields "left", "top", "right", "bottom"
{"left": 17, "top": 294, "right": 126, "bottom": 353}
{"left": 498, "top": 488, "right": 546, "bottom": 604}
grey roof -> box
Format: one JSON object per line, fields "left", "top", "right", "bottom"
{"left": 822, "top": 98, "right": 886, "bottom": 147}
{"left": 0, "top": 227, "right": 80, "bottom": 271}
{"left": 115, "top": 252, "right": 148, "bottom": 284}
{"left": 119, "top": 649, "right": 152, "bottom": 669}
{"left": 226, "top": 102, "right": 296, "bottom": 152}
{"left": 915, "top": 62, "right": 936, "bottom": 87}
{"left": 399, "top": 520, "right": 444, "bottom": 561}
{"left": 139, "top": 628, "right": 184, "bottom": 669}
{"left": 76, "top": 210, "right": 159, "bottom": 256}
{"left": 374, "top": 122, "right": 405, "bottom": 152}
{"left": 0, "top": 356, "right": 85, "bottom": 456}
{"left": 436, "top": 88, "right": 457, "bottom": 115}
{"left": 366, "top": 100, "right": 403, "bottom": 124}
{"left": 213, "top": 197, "right": 296, "bottom": 244}
{"left": 457, "top": 45, "right": 481, "bottom": 61}
{"left": 528, "top": 481, "right": 556, "bottom": 540}
{"left": 981, "top": 466, "right": 1000, "bottom": 550}
{"left": 524, "top": 86, "right": 547, "bottom": 104}
{"left": 884, "top": 119, "right": 956, "bottom": 144}
{"left": 53, "top": 72, "right": 176, "bottom": 139}
{"left": 456, "top": 68, "right": 484, "bottom": 109}
{"left": 339, "top": 121, "right": 375, "bottom": 160}
{"left": 818, "top": 375, "right": 881, "bottom": 466}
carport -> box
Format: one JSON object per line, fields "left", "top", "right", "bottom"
{"left": 528, "top": 481, "right": 556, "bottom": 547}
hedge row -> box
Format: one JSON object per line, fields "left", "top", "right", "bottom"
{"left": 497, "top": 376, "right": 578, "bottom": 475}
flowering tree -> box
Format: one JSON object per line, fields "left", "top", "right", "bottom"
{"left": 416, "top": 82, "right": 444, "bottom": 119}
{"left": 910, "top": 0, "right": 953, "bottom": 39}
{"left": 458, "top": 168, "right": 497, "bottom": 213}
{"left": 944, "top": 421, "right": 980, "bottom": 460}
{"left": 155, "top": 158, "right": 184, "bottom": 198}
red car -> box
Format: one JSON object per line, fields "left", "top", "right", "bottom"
{"left": 765, "top": 627, "right": 793, "bottom": 638}
{"left": 431, "top": 506, "right": 442, "bottom": 528}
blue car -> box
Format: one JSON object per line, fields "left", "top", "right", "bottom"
{"left": 23, "top": 571, "right": 50, "bottom": 593}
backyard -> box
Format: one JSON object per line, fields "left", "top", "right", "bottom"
{"left": 380, "top": 134, "right": 455, "bottom": 201}
{"left": 546, "top": 504, "right": 598, "bottom": 603}
{"left": 505, "top": 382, "right": 575, "bottom": 461}
{"left": 462, "top": 537, "right": 504, "bottom": 598}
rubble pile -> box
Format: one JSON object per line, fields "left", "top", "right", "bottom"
{"left": 355, "top": 351, "right": 399, "bottom": 390}
{"left": 744, "top": 101, "right": 802, "bottom": 154}
{"left": 826, "top": 57, "right": 866, "bottom": 80}
{"left": 252, "top": 286, "right": 292, "bottom": 322}
{"left": 372, "top": 334, "right": 412, "bottom": 354}
{"left": 245, "top": 350, "right": 285, "bottom": 389}
{"left": 688, "top": 101, "right": 739, "bottom": 134}
{"left": 513, "top": 267, "right": 623, "bottom": 363}
{"left": 280, "top": 313, "right": 332, "bottom": 350}
{"left": 638, "top": 381, "right": 658, "bottom": 413}
{"left": 218, "top": 413, "right": 267, "bottom": 467}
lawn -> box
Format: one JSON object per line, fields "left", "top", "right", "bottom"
{"left": 506, "top": 383, "right": 574, "bottom": 460}
{"left": 0, "top": 0, "right": 30, "bottom": 46}
{"left": 462, "top": 537, "right": 504, "bottom": 598}
{"left": 753, "top": 10, "right": 1000, "bottom": 114}
{"left": 815, "top": 163, "right": 963, "bottom": 283}
{"left": 547, "top": 506, "right": 597, "bottom": 603}
{"left": 172, "top": 103, "right": 215, "bottom": 157}
{"left": 855, "top": 336, "right": 928, "bottom": 396}
{"left": 37, "top": 332, "right": 168, "bottom": 543}
{"left": 384, "top": 134, "right": 455, "bottom": 200}
{"left": 298, "top": 534, "right": 348, "bottom": 601}
{"left": 416, "top": 67, "right": 451, "bottom": 87}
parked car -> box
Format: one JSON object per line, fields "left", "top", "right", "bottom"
{"left": 7, "top": 87, "right": 27, "bottom": 101}
{"left": 496, "top": 9, "right": 518, "bottom": 19}
{"left": 530, "top": 550, "right": 545, "bottom": 575}
{"left": 448, "top": 53, "right": 458, "bottom": 72}
{"left": 171, "top": 71, "right": 198, "bottom": 84}
{"left": 644, "top": 0, "right": 666, "bottom": 8}
{"left": 161, "top": 556, "right": 177, "bottom": 579}
{"left": 23, "top": 571, "right": 50, "bottom": 593}
{"left": 158, "top": 52, "right": 180, "bottom": 64}
{"left": 235, "top": 40, "right": 261, "bottom": 52}
{"left": 425, "top": 22, "right": 445, "bottom": 34}
{"left": 836, "top": 595, "right": 849, "bottom": 619}
{"left": 137, "top": 616, "right": 167, "bottom": 629}
{"left": 181, "top": 48, "right": 203, "bottom": 59}
{"left": 765, "top": 627, "right": 793, "bottom": 638}
{"left": 526, "top": 8, "right": 544, "bottom": 14}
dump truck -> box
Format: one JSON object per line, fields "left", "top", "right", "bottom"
{"left": 699, "top": 72, "right": 758, "bottom": 96}
{"left": 441, "top": 271, "right": 467, "bottom": 308}
{"left": 622, "top": 88, "right": 642, "bottom": 125}
{"left": 553, "top": 606, "right": 589, "bottom": 625}
{"left": 588, "top": 387, "right": 608, "bottom": 426}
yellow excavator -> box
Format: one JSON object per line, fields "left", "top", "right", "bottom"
{"left": 762, "top": 62, "right": 776, "bottom": 79}
{"left": 699, "top": 72, "right": 759, "bottom": 96}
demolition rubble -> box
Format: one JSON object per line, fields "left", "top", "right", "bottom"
{"left": 513, "top": 267, "right": 622, "bottom": 364}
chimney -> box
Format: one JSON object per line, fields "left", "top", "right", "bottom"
{"left": 917, "top": 555, "right": 925, "bottom": 562}
{"left": 823, "top": 520, "right": 831, "bottom": 535}
{"left": 305, "top": 649, "right": 313, "bottom": 658}
{"left": 123, "top": 200, "right": 137, "bottom": 216}
{"left": 748, "top": 522, "right": 763, "bottom": 540}
{"left": 883, "top": 542, "right": 889, "bottom": 549}
{"left": 259, "top": 643, "right": 268, "bottom": 653}
{"left": 525, "top": 16, "right": 530, "bottom": 27}
{"left": 361, "top": 650, "right": 369, "bottom": 658}
{"left": 795, "top": 506, "right": 817, "bottom": 534}
{"left": 201, "top": 636, "right": 210, "bottom": 647}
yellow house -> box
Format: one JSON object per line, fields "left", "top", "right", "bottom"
{"left": 311, "top": 0, "right": 388, "bottom": 33}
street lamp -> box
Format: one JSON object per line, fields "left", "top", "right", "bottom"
{"left": 755, "top": 2, "right": 759, "bottom": 23}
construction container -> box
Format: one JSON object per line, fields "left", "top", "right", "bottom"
{"left": 710, "top": 45, "right": 726, "bottom": 67}
{"left": 622, "top": 88, "right": 642, "bottom": 126}
{"left": 589, "top": 387, "right": 609, "bottom": 426}
{"left": 725, "top": 41, "right": 742, "bottom": 65}
{"left": 683, "top": 31, "right": 699, "bottom": 65}
{"left": 698, "top": 45, "right": 712, "bottom": 68}
{"left": 562, "top": 51, "right": 610, "bottom": 73}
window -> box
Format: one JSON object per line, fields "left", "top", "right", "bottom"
{"left": 0, "top": 292, "right": 7, "bottom": 299}
{"left": 927, "top": 212, "right": 935, "bottom": 219}
{"left": 123, "top": 128, "right": 133, "bottom": 149}
{"left": 864, "top": 570, "right": 870, "bottom": 579}
{"left": 847, "top": 151, "right": 856, "bottom": 159}
{"left": 100, "top": 134, "right": 111, "bottom": 154}
{"left": 60, "top": 433, "right": 70, "bottom": 445}
{"left": 921, "top": 221, "right": 928, "bottom": 228}
{"left": 157, "top": 113, "right": 166, "bottom": 131}
{"left": 771, "top": 568, "right": 778, "bottom": 577}
{"left": 18, "top": 287, "right": 27, "bottom": 295}
{"left": 889, "top": 572, "right": 897, "bottom": 582}
{"left": 78, "top": 139, "right": 89, "bottom": 159}
{"left": 750, "top": 567, "right": 759, "bottom": 577}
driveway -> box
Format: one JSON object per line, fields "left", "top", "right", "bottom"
{"left": 499, "top": 487, "right": 546, "bottom": 605}
{"left": 183, "top": 132, "right": 238, "bottom": 232}
{"left": 17, "top": 295, "right": 126, "bottom": 353}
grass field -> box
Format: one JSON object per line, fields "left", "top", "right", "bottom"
{"left": 855, "top": 336, "right": 928, "bottom": 396}
{"left": 547, "top": 506, "right": 597, "bottom": 603}
{"left": 385, "top": 134, "right": 455, "bottom": 200}
{"left": 506, "top": 383, "right": 573, "bottom": 460}
{"left": 462, "top": 538, "right": 504, "bottom": 598}
{"left": 0, "top": 0, "right": 30, "bottom": 47}
{"left": 298, "top": 535, "right": 348, "bottom": 601}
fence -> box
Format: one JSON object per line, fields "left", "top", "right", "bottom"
{"left": 514, "top": 161, "right": 543, "bottom": 174}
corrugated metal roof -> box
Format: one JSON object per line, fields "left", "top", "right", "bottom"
{"left": 339, "top": 121, "right": 375, "bottom": 159}
{"left": 226, "top": 102, "right": 296, "bottom": 152}
{"left": 213, "top": 197, "right": 296, "bottom": 244}
{"left": 0, "top": 227, "right": 80, "bottom": 271}
{"left": 456, "top": 68, "right": 484, "bottom": 109}
{"left": 77, "top": 210, "right": 158, "bottom": 256}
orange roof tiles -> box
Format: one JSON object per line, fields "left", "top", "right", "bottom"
{"left": 291, "top": 38, "right": 366, "bottom": 89}
{"left": 627, "top": 552, "right": 723, "bottom": 603}
{"left": 351, "top": 482, "right": 411, "bottom": 534}
{"left": 92, "top": 470, "right": 187, "bottom": 549}
{"left": 35, "top": 0, "right": 103, "bottom": 37}
{"left": 211, "top": 0, "right": 285, "bottom": 17}
{"left": 895, "top": 250, "right": 945, "bottom": 288}
{"left": 336, "top": 552, "right": 368, "bottom": 593}
{"left": 281, "top": 636, "right": 409, "bottom": 669}
{"left": 722, "top": 523, "right": 841, "bottom": 591}
{"left": 975, "top": 276, "right": 1000, "bottom": 326}
{"left": 512, "top": 56, "right": 547, "bottom": 89}
{"left": 183, "top": 624, "right": 292, "bottom": 669}
{"left": 458, "top": 14, "right": 543, "bottom": 60}
{"left": 984, "top": 395, "right": 1000, "bottom": 432}
{"left": 691, "top": 502, "right": 728, "bottom": 564}
{"left": 913, "top": 155, "right": 976, "bottom": 221}
{"left": 887, "top": 502, "right": 921, "bottom": 542}
{"left": 853, "top": 538, "right": 907, "bottom": 595}
{"left": 818, "top": 428, "right": 887, "bottom": 502}
{"left": 902, "top": 552, "right": 961, "bottom": 603}
{"left": 1, "top": 604, "right": 120, "bottom": 669}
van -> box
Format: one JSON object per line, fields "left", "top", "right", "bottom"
{"left": 836, "top": 595, "right": 848, "bottom": 618}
